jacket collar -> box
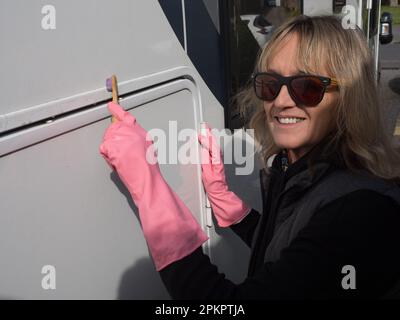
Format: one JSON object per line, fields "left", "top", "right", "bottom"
{"left": 262, "top": 140, "right": 345, "bottom": 202}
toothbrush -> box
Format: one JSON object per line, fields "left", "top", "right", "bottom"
{"left": 106, "top": 75, "right": 119, "bottom": 123}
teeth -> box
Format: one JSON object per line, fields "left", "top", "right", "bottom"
{"left": 277, "top": 117, "right": 305, "bottom": 124}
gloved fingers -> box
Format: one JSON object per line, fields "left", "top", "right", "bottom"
{"left": 198, "top": 128, "right": 211, "bottom": 166}
{"left": 108, "top": 102, "right": 136, "bottom": 126}
{"left": 103, "top": 103, "right": 150, "bottom": 143}
{"left": 99, "top": 142, "right": 107, "bottom": 157}
{"left": 99, "top": 142, "right": 116, "bottom": 171}
{"left": 200, "top": 141, "right": 212, "bottom": 168}
{"left": 198, "top": 125, "right": 221, "bottom": 155}
{"left": 198, "top": 126, "right": 223, "bottom": 166}
{"left": 198, "top": 132, "right": 209, "bottom": 152}
{"left": 198, "top": 131, "right": 210, "bottom": 150}
{"left": 198, "top": 124, "right": 213, "bottom": 150}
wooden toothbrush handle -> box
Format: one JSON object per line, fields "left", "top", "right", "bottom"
{"left": 111, "top": 75, "right": 119, "bottom": 123}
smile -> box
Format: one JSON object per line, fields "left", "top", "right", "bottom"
{"left": 274, "top": 117, "right": 306, "bottom": 124}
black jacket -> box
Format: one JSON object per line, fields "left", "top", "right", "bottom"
{"left": 160, "top": 150, "right": 400, "bottom": 299}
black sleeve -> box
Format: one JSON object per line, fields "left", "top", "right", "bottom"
{"left": 229, "top": 209, "right": 261, "bottom": 248}
{"left": 159, "top": 190, "right": 400, "bottom": 299}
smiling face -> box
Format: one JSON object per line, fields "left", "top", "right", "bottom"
{"left": 263, "top": 34, "right": 339, "bottom": 163}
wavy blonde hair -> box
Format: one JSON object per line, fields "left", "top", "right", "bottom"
{"left": 237, "top": 15, "right": 400, "bottom": 181}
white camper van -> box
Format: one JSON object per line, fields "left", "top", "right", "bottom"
{"left": 0, "top": 0, "right": 386, "bottom": 299}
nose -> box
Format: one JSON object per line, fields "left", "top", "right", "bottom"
{"left": 274, "top": 84, "right": 296, "bottom": 108}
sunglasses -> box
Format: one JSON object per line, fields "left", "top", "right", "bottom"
{"left": 253, "top": 72, "right": 339, "bottom": 107}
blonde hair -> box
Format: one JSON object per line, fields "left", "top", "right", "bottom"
{"left": 237, "top": 15, "right": 400, "bottom": 181}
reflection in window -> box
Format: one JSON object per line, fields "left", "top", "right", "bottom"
{"left": 333, "top": 0, "right": 346, "bottom": 14}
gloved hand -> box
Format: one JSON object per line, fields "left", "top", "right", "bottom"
{"left": 198, "top": 124, "right": 251, "bottom": 227}
{"left": 100, "top": 102, "right": 208, "bottom": 271}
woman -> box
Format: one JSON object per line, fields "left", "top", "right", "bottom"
{"left": 100, "top": 15, "right": 400, "bottom": 299}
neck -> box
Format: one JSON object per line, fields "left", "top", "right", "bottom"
{"left": 287, "top": 148, "right": 309, "bottom": 164}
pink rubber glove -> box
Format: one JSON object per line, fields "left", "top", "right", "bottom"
{"left": 100, "top": 102, "right": 208, "bottom": 271}
{"left": 198, "top": 124, "right": 251, "bottom": 227}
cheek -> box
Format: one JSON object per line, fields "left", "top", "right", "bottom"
{"left": 307, "top": 105, "right": 336, "bottom": 140}
{"left": 263, "top": 102, "right": 273, "bottom": 122}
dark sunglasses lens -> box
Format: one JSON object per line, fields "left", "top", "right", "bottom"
{"left": 291, "top": 77, "right": 325, "bottom": 106}
{"left": 254, "top": 74, "right": 280, "bottom": 101}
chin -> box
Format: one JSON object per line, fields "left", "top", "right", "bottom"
{"left": 272, "top": 133, "right": 307, "bottom": 151}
